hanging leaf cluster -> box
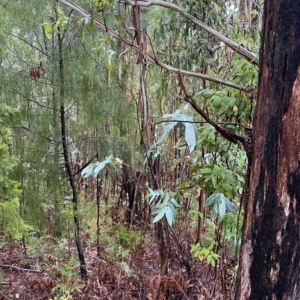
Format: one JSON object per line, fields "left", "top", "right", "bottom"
{"left": 205, "top": 193, "right": 236, "bottom": 222}
{"left": 147, "top": 188, "right": 180, "bottom": 226}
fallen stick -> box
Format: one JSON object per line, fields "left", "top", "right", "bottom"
{"left": 0, "top": 263, "right": 41, "bottom": 273}
{"left": 0, "top": 290, "right": 10, "bottom": 300}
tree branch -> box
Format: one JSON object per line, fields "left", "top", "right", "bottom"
{"left": 176, "top": 74, "right": 244, "bottom": 144}
{"left": 8, "top": 33, "right": 58, "bottom": 60}
{"left": 57, "top": 0, "right": 256, "bottom": 94}
{"left": 182, "top": 95, "right": 244, "bottom": 144}
{"left": 120, "top": 0, "right": 259, "bottom": 66}
{"left": 0, "top": 263, "right": 41, "bottom": 273}
{"left": 156, "top": 119, "right": 246, "bottom": 127}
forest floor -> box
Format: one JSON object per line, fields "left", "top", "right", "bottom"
{"left": 0, "top": 224, "right": 237, "bottom": 300}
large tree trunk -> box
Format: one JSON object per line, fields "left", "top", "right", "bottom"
{"left": 235, "top": 1, "right": 300, "bottom": 299}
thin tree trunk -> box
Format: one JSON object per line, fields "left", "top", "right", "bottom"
{"left": 51, "top": 25, "right": 62, "bottom": 238}
{"left": 235, "top": 1, "right": 300, "bottom": 298}
{"left": 57, "top": 14, "right": 87, "bottom": 278}
{"left": 60, "top": 105, "right": 87, "bottom": 278}
{"left": 196, "top": 189, "right": 205, "bottom": 244}
{"left": 96, "top": 167, "right": 101, "bottom": 258}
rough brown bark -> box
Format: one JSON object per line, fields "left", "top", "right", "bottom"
{"left": 235, "top": 0, "right": 300, "bottom": 299}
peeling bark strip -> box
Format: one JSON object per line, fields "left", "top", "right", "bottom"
{"left": 235, "top": 0, "right": 300, "bottom": 299}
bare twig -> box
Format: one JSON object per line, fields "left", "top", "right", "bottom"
{"left": 8, "top": 33, "right": 58, "bottom": 60}
{"left": 0, "top": 263, "right": 41, "bottom": 273}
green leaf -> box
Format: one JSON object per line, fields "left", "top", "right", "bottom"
{"left": 207, "top": 255, "right": 212, "bottom": 264}
{"left": 163, "top": 192, "right": 170, "bottom": 204}
{"left": 165, "top": 206, "right": 174, "bottom": 226}
{"left": 57, "top": 7, "right": 65, "bottom": 15}
{"left": 168, "top": 203, "right": 176, "bottom": 219}
{"left": 224, "top": 198, "right": 237, "bottom": 213}
{"left": 206, "top": 193, "right": 236, "bottom": 221}
{"left": 212, "top": 95, "right": 222, "bottom": 107}
{"left": 81, "top": 164, "right": 94, "bottom": 178}
{"left": 156, "top": 108, "right": 196, "bottom": 154}
{"left": 153, "top": 209, "right": 165, "bottom": 223}
{"left": 82, "top": 155, "right": 114, "bottom": 178}
{"left": 43, "top": 23, "right": 52, "bottom": 39}
{"left": 147, "top": 188, "right": 164, "bottom": 205}
{"left": 200, "top": 168, "right": 212, "bottom": 174}
{"left": 151, "top": 191, "right": 178, "bottom": 226}
{"left": 211, "top": 205, "right": 218, "bottom": 221}
{"left": 205, "top": 193, "right": 219, "bottom": 207}
{"left": 147, "top": 187, "right": 155, "bottom": 198}
{"left": 156, "top": 121, "right": 177, "bottom": 144}
{"left": 170, "top": 198, "right": 180, "bottom": 208}
{"left": 218, "top": 197, "right": 226, "bottom": 221}
{"left": 93, "top": 161, "right": 107, "bottom": 176}
{"left": 152, "top": 207, "right": 163, "bottom": 215}
{"left": 227, "top": 97, "right": 236, "bottom": 107}
{"left": 211, "top": 173, "right": 217, "bottom": 188}
{"left": 184, "top": 119, "right": 196, "bottom": 153}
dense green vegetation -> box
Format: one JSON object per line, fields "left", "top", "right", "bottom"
{"left": 0, "top": 0, "right": 261, "bottom": 298}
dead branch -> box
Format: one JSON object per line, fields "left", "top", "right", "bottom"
{"left": 0, "top": 290, "right": 10, "bottom": 300}
{"left": 0, "top": 263, "right": 41, "bottom": 273}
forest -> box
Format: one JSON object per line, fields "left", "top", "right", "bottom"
{"left": 1, "top": 0, "right": 300, "bottom": 299}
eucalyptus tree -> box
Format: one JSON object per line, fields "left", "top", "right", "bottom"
{"left": 235, "top": 0, "right": 300, "bottom": 298}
